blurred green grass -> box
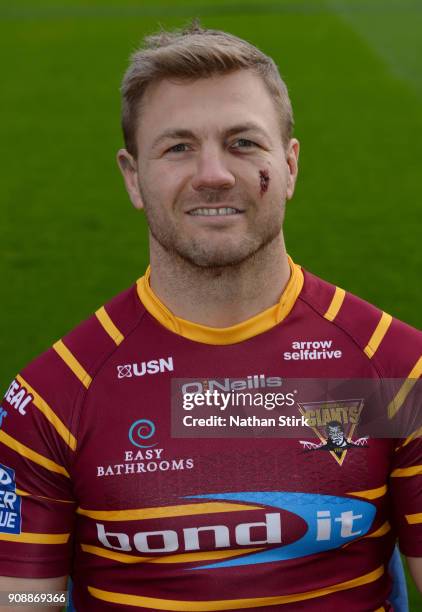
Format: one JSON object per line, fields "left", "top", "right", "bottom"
{"left": 1, "top": 1, "right": 421, "bottom": 607}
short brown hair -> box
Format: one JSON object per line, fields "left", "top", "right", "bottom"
{"left": 121, "top": 22, "right": 294, "bottom": 157}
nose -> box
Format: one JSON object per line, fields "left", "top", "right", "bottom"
{"left": 191, "top": 146, "right": 235, "bottom": 191}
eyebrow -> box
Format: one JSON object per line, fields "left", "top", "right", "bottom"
{"left": 151, "top": 129, "right": 197, "bottom": 150}
{"left": 151, "top": 122, "right": 269, "bottom": 150}
{"left": 224, "top": 122, "right": 269, "bottom": 139}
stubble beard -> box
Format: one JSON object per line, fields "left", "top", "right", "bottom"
{"left": 141, "top": 187, "right": 284, "bottom": 270}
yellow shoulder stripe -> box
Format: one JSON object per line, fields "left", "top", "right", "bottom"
{"left": 391, "top": 464, "right": 422, "bottom": 478}
{"left": 388, "top": 355, "right": 422, "bottom": 419}
{"left": 406, "top": 513, "right": 422, "bottom": 525}
{"left": 396, "top": 423, "right": 422, "bottom": 451}
{"left": 77, "top": 502, "right": 261, "bottom": 522}
{"left": 0, "top": 532, "right": 70, "bottom": 544}
{"left": 408, "top": 354, "right": 422, "bottom": 379}
{"left": 364, "top": 312, "right": 392, "bottom": 359}
{"left": 53, "top": 339, "right": 92, "bottom": 389}
{"left": 16, "top": 374, "right": 76, "bottom": 451}
{"left": 0, "top": 430, "right": 70, "bottom": 478}
{"left": 95, "top": 306, "right": 124, "bottom": 346}
{"left": 81, "top": 544, "right": 262, "bottom": 565}
{"left": 88, "top": 565, "right": 384, "bottom": 609}
{"left": 323, "top": 287, "right": 345, "bottom": 322}
{"left": 347, "top": 484, "right": 387, "bottom": 500}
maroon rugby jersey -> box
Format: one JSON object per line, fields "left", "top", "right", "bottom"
{"left": 0, "top": 258, "right": 421, "bottom": 611}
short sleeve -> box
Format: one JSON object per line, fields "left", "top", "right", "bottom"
{"left": 390, "top": 435, "right": 422, "bottom": 556}
{"left": 0, "top": 351, "right": 78, "bottom": 578}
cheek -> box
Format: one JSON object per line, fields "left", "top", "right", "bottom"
{"left": 139, "top": 168, "right": 168, "bottom": 202}
{"left": 259, "top": 166, "right": 287, "bottom": 200}
{"left": 149, "top": 164, "right": 189, "bottom": 201}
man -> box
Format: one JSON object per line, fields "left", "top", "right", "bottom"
{"left": 301, "top": 420, "right": 368, "bottom": 457}
{"left": 325, "top": 421, "right": 349, "bottom": 450}
{"left": 0, "top": 23, "right": 421, "bottom": 611}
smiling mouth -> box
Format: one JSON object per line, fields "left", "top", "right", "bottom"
{"left": 187, "top": 207, "right": 243, "bottom": 216}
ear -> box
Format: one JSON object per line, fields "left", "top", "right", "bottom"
{"left": 285, "top": 138, "right": 300, "bottom": 201}
{"left": 116, "top": 149, "right": 144, "bottom": 210}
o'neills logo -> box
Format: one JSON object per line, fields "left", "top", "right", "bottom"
{"left": 117, "top": 357, "right": 174, "bottom": 379}
{"left": 283, "top": 340, "right": 342, "bottom": 361}
{"left": 182, "top": 374, "right": 283, "bottom": 394}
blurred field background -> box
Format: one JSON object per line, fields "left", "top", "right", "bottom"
{"left": 0, "top": 0, "right": 421, "bottom": 607}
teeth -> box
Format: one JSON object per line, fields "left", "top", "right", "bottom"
{"left": 189, "top": 207, "right": 240, "bottom": 216}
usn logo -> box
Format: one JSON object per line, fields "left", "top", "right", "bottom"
{"left": 96, "top": 491, "right": 375, "bottom": 569}
{"left": 117, "top": 357, "right": 174, "bottom": 379}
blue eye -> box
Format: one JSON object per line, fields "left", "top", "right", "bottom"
{"left": 232, "top": 139, "right": 256, "bottom": 148}
{"left": 167, "top": 143, "right": 189, "bottom": 153}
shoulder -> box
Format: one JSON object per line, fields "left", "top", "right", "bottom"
{"left": 298, "top": 266, "right": 422, "bottom": 377}
{"left": 4, "top": 283, "right": 146, "bottom": 424}
{"left": 52, "top": 282, "right": 146, "bottom": 385}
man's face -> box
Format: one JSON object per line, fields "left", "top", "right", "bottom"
{"left": 118, "top": 70, "right": 299, "bottom": 268}
{"left": 328, "top": 426, "right": 345, "bottom": 446}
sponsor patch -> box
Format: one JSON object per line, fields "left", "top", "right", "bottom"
{"left": 95, "top": 491, "right": 375, "bottom": 568}
{"left": 298, "top": 399, "right": 368, "bottom": 465}
{"left": 283, "top": 340, "right": 342, "bottom": 361}
{"left": 117, "top": 357, "right": 174, "bottom": 379}
{"left": 96, "top": 420, "right": 194, "bottom": 477}
{"left": 4, "top": 379, "right": 33, "bottom": 415}
{"left": 0, "top": 463, "right": 22, "bottom": 534}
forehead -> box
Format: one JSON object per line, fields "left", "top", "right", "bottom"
{"left": 136, "top": 70, "right": 281, "bottom": 147}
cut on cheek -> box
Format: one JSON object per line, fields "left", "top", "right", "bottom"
{"left": 259, "top": 169, "right": 270, "bottom": 196}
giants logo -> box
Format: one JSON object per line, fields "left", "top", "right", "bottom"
{"left": 298, "top": 399, "right": 367, "bottom": 465}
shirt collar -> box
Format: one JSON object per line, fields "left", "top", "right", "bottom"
{"left": 136, "top": 256, "right": 303, "bottom": 345}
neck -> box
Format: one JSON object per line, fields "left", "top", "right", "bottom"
{"left": 148, "top": 234, "right": 291, "bottom": 327}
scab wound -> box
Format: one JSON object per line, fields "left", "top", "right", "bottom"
{"left": 259, "top": 170, "right": 270, "bottom": 195}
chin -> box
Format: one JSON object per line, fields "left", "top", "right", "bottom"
{"left": 155, "top": 229, "right": 278, "bottom": 269}
{"left": 178, "top": 244, "right": 262, "bottom": 269}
